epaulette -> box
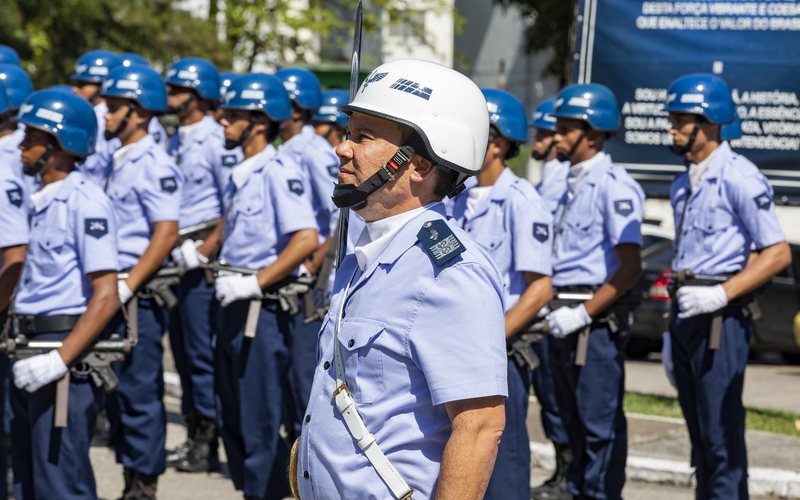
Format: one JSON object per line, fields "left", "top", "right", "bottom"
{"left": 416, "top": 219, "right": 465, "bottom": 266}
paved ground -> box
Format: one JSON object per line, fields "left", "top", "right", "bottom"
{"left": 626, "top": 357, "right": 800, "bottom": 414}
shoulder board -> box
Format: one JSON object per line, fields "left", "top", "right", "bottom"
{"left": 416, "top": 219, "right": 465, "bottom": 267}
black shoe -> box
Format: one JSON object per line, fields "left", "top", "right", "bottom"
{"left": 120, "top": 470, "right": 158, "bottom": 500}
{"left": 173, "top": 416, "right": 220, "bottom": 473}
{"left": 92, "top": 408, "right": 112, "bottom": 447}
{"left": 167, "top": 412, "right": 198, "bottom": 465}
{"left": 532, "top": 443, "right": 572, "bottom": 499}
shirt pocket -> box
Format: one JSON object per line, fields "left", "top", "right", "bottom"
{"left": 694, "top": 207, "right": 732, "bottom": 253}
{"left": 337, "top": 319, "right": 386, "bottom": 405}
{"left": 560, "top": 213, "right": 602, "bottom": 253}
{"left": 235, "top": 199, "right": 267, "bottom": 238}
{"left": 35, "top": 228, "right": 68, "bottom": 278}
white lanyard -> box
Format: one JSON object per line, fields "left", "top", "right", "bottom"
{"left": 331, "top": 267, "right": 413, "bottom": 500}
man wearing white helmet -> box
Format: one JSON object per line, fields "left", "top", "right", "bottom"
{"left": 295, "top": 59, "right": 508, "bottom": 499}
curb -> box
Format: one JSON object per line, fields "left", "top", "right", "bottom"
{"left": 530, "top": 442, "right": 800, "bottom": 498}
{"left": 164, "top": 371, "right": 182, "bottom": 400}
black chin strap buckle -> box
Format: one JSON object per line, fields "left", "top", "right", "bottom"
{"left": 331, "top": 145, "right": 415, "bottom": 209}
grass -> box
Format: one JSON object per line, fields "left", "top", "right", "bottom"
{"left": 624, "top": 392, "right": 800, "bottom": 437}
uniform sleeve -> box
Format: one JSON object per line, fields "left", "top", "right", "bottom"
{"left": 603, "top": 177, "right": 643, "bottom": 247}
{"left": 510, "top": 190, "right": 552, "bottom": 276}
{"left": 408, "top": 261, "right": 508, "bottom": 405}
{"left": 306, "top": 142, "right": 340, "bottom": 238}
{"left": 269, "top": 163, "right": 317, "bottom": 238}
{"left": 140, "top": 159, "right": 182, "bottom": 223}
{"left": 0, "top": 179, "right": 29, "bottom": 248}
{"left": 728, "top": 171, "right": 785, "bottom": 249}
{"left": 75, "top": 196, "right": 119, "bottom": 274}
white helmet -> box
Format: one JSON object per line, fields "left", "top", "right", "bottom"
{"left": 342, "top": 59, "right": 488, "bottom": 176}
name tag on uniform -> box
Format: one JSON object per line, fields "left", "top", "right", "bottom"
{"left": 417, "top": 219, "right": 465, "bottom": 266}
{"left": 533, "top": 222, "right": 549, "bottom": 243}
{"left": 614, "top": 199, "right": 633, "bottom": 216}
{"left": 85, "top": 218, "right": 109, "bottom": 239}
{"left": 160, "top": 176, "right": 178, "bottom": 193}
{"left": 6, "top": 187, "right": 22, "bottom": 208}
{"left": 287, "top": 179, "right": 304, "bottom": 195}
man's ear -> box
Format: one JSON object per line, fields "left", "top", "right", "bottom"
{"left": 409, "top": 154, "right": 436, "bottom": 183}
{"left": 585, "top": 128, "right": 605, "bottom": 150}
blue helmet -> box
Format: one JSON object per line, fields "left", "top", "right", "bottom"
{"left": 312, "top": 89, "right": 349, "bottom": 127}
{"left": 721, "top": 111, "right": 742, "bottom": 140}
{"left": 0, "top": 86, "right": 9, "bottom": 115}
{"left": 71, "top": 50, "right": 122, "bottom": 84}
{"left": 220, "top": 71, "right": 239, "bottom": 94}
{"left": 529, "top": 98, "right": 557, "bottom": 132}
{"left": 17, "top": 89, "right": 97, "bottom": 157}
{"left": 663, "top": 73, "right": 735, "bottom": 125}
{"left": 552, "top": 83, "right": 620, "bottom": 132}
{"left": 120, "top": 52, "right": 148, "bottom": 68}
{"left": 0, "top": 64, "right": 33, "bottom": 110}
{"left": 165, "top": 57, "right": 220, "bottom": 102}
{"left": 482, "top": 88, "right": 528, "bottom": 143}
{"left": 221, "top": 73, "right": 291, "bottom": 122}
{"left": 0, "top": 46, "right": 20, "bottom": 66}
{"left": 275, "top": 67, "right": 322, "bottom": 111}
{"left": 101, "top": 65, "right": 167, "bottom": 113}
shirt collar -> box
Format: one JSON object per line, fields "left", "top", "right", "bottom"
{"left": 0, "top": 126, "right": 23, "bottom": 153}
{"left": 692, "top": 141, "right": 731, "bottom": 187}
{"left": 178, "top": 115, "right": 214, "bottom": 145}
{"left": 112, "top": 134, "right": 156, "bottom": 169}
{"left": 231, "top": 144, "right": 276, "bottom": 189}
{"left": 568, "top": 151, "right": 608, "bottom": 193}
{"left": 30, "top": 170, "right": 83, "bottom": 211}
{"left": 490, "top": 167, "right": 516, "bottom": 200}
{"left": 354, "top": 202, "right": 438, "bottom": 271}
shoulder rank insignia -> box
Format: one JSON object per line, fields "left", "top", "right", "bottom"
{"left": 417, "top": 219, "right": 465, "bottom": 266}
{"left": 754, "top": 191, "right": 772, "bottom": 210}
{"left": 85, "top": 218, "right": 109, "bottom": 239}
{"left": 6, "top": 187, "right": 22, "bottom": 208}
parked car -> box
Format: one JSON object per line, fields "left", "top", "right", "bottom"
{"left": 627, "top": 224, "right": 800, "bottom": 362}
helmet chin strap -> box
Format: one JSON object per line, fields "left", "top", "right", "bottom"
{"left": 531, "top": 141, "right": 555, "bottom": 161}
{"left": 331, "top": 145, "right": 415, "bottom": 210}
{"left": 23, "top": 141, "right": 55, "bottom": 177}
{"left": 167, "top": 92, "right": 196, "bottom": 116}
{"left": 104, "top": 104, "right": 134, "bottom": 141}
{"left": 224, "top": 114, "right": 258, "bottom": 150}
{"left": 670, "top": 116, "right": 702, "bottom": 156}
{"left": 557, "top": 129, "right": 586, "bottom": 163}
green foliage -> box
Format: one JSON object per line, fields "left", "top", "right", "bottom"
{"left": 494, "top": 0, "right": 575, "bottom": 84}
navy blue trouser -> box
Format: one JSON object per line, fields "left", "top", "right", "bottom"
{"left": 286, "top": 298, "right": 320, "bottom": 439}
{"left": 0, "top": 308, "right": 8, "bottom": 500}
{"left": 107, "top": 297, "right": 168, "bottom": 476}
{"left": 670, "top": 307, "right": 750, "bottom": 500}
{"left": 532, "top": 335, "right": 569, "bottom": 446}
{"left": 485, "top": 358, "right": 532, "bottom": 500}
{"left": 215, "top": 299, "right": 291, "bottom": 498}
{"left": 11, "top": 332, "right": 104, "bottom": 500}
{"left": 549, "top": 324, "right": 628, "bottom": 500}
{"left": 169, "top": 269, "right": 217, "bottom": 419}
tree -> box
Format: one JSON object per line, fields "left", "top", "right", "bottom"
{"left": 0, "top": 0, "right": 231, "bottom": 87}
{"left": 493, "top": 0, "right": 575, "bottom": 85}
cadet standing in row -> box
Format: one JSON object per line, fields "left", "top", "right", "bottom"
{"left": 545, "top": 84, "right": 644, "bottom": 500}
{"left": 214, "top": 73, "right": 318, "bottom": 500}
{"left": 312, "top": 88, "right": 348, "bottom": 149}
{"left": 164, "top": 57, "right": 235, "bottom": 473}
{"left": 449, "top": 88, "right": 553, "bottom": 500}
{"left": 663, "top": 74, "right": 790, "bottom": 500}
{"left": 100, "top": 65, "right": 182, "bottom": 500}
{"left": 275, "top": 67, "right": 340, "bottom": 438}
{"left": 297, "top": 59, "right": 507, "bottom": 500}
{"left": 70, "top": 50, "right": 122, "bottom": 187}
{"left": 10, "top": 89, "right": 120, "bottom": 499}
{"left": 119, "top": 52, "right": 169, "bottom": 149}
{"left": 531, "top": 98, "right": 570, "bottom": 215}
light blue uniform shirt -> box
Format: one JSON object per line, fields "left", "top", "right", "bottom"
{"left": 0, "top": 129, "right": 30, "bottom": 273}
{"left": 552, "top": 153, "right": 644, "bottom": 287}
{"left": 167, "top": 116, "right": 238, "bottom": 229}
{"left": 449, "top": 168, "right": 552, "bottom": 309}
{"left": 0, "top": 126, "right": 37, "bottom": 195}
{"left": 537, "top": 158, "right": 569, "bottom": 215}
{"left": 14, "top": 171, "right": 118, "bottom": 316}
{"left": 220, "top": 145, "right": 316, "bottom": 270}
{"left": 280, "top": 125, "right": 340, "bottom": 240}
{"left": 671, "top": 142, "right": 785, "bottom": 275}
{"left": 106, "top": 135, "right": 183, "bottom": 270}
{"left": 298, "top": 204, "right": 507, "bottom": 500}
{"left": 78, "top": 101, "right": 121, "bottom": 187}
{"left": 149, "top": 118, "right": 168, "bottom": 149}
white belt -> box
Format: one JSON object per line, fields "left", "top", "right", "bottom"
{"left": 331, "top": 268, "right": 413, "bottom": 500}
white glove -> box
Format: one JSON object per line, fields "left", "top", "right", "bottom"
{"left": 676, "top": 285, "right": 728, "bottom": 319}
{"left": 215, "top": 274, "right": 262, "bottom": 307}
{"left": 546, "top": 304, "right": 592, "bottom": 339}
{"left": 662, "top": 332, "right": 676, "bottom": 388}
{"left": 171, "top": 239, "right": 208, "bottom": 270}
{"left": 13, "top": 350, "right": 68, "bottom": 393}
{"left": 118, "top": 279, "right": 134, "bottom": 304}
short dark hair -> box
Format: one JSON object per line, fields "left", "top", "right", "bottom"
{"left": 395, "top": 122, "right": 458, "bottom": 199}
